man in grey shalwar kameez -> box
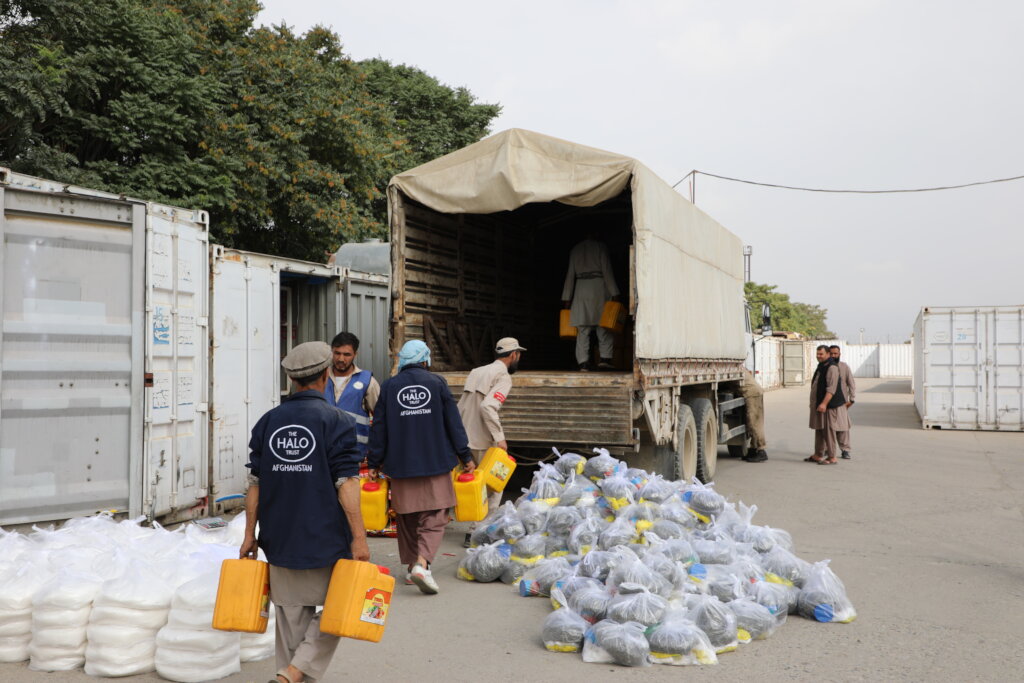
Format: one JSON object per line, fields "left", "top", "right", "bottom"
{"left": 806, "top": 345, "right": 851, "bottom": 465}
{"left": 561, "top": 236, "right": 620, "bottom": 370}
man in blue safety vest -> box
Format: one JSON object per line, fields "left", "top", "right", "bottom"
{"left": 323, "top": 332, "right": 381, "bottom": 460}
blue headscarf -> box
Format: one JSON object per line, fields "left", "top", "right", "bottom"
{"left": 398, "top": 339, "right": 431, "bottom": 369}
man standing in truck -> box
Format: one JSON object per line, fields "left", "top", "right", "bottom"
{"left": 829, "top": 345, "right": 856, "bottom": 460}
{"left": 323, "top": 331, "right": 380, "bottom": 460}
{"left": 457, "top": 337, "right": 526, "bottom": 547}
{"left": 562, "top": 234, "right": 620, "bottom": 371}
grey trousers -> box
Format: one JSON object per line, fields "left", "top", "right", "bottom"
{"left": 576, "top": 326, "right": 614, "bottom": 364}
{"left": 836, "top": 430, "right": 851, "bottom": 452}
{"left": 274, "top": 605, "right": 340, "bottom": 683}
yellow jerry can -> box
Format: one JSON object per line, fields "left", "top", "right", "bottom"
{"left": 212, "top": 558, "right": 270, "bottom": 633}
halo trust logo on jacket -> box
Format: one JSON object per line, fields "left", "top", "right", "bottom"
{"left": 397, "top": 385, "right": 432, "bottom": 416}
{"left": 269, "top": 424, "right": 316, "bottom": 471}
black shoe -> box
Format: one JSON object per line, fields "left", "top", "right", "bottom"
{"left": 463, "top": 533, "right": 472, "bottom": 548}
{"left": 578, "top": 362, "right": 592, "bottom": 372}
{"left": 597, "top": 359, "right": 614, "bottom": 370}
{"left": 743, "top": 449, "right": 768, "bottom": 463}
{"left": 841, "top": 451, "right": 851, "bottom": 460}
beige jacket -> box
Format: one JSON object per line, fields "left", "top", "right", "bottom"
{"left": 836, "top": 361, "right": 856, "bottom": 403}
{"left": 457, "top": 360, "right": 513, "bottom": 449}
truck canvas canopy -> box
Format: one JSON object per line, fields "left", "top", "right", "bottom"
{"left": 387, "top": 128, "right": 747, "bottom": 362}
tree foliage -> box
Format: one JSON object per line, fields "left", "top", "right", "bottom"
{"left": 0, "top": 0, "right": 500, "bottom": 260}
{"left": 744, "top": 281, "right": 834, "bottom": 338}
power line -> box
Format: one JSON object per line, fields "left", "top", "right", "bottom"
{"left": 672, "top": 169, "right": 1024, "bottom": 194}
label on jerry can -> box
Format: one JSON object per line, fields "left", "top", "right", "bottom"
{"left": 492, "top": 462, "right": 511, "bottom": 482}
{"left": 359, "top": 587, "right": 391, "bottom": 626}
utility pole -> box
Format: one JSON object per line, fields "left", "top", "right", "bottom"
{"left": 859, "top": 328, "right": 864, "bottom": 345}
{"left": 743, "top": 246, "right": 752, "bottom": 282}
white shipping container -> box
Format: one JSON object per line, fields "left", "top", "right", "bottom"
{"left": 913, "top": 306, "right": 1024, "bottom": 431}
{"left": 879, "top": 344, "right": 912, "bottom": 378}
{"left": 752, "top": 336, "right": 782, "bottom": 389}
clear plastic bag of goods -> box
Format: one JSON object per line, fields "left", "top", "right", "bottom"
{"left": 641, "top": 551, "right": 687, "bottom": 591}
{"left": 607, "top": 556, "right": 672, "bottom": 597}
{"left": 658, "top": 499, "right": 698, "bottom": 528}
{"left": 727, "top": 598, "right": 778, "bottom": 642}
{"left": 458, "top": 541, "right": 510, "bottom": 583}
{"left": 583, "top": 449, "right": 622, "bottom": 482}
{"left": 552, "top": 450, "right": 587, "bottom": 479}
{"left": 171, "top": 571, "right": 220, "bottom": 612}
{"left": 541, "top": 600, "right": 589, "bottom": 652}
{"left": 646, "top": 611, "right": 718, "bottom": 666}
{"left": 616, "top": 502, "right": 659, "bottom": 536}
{"left": 511, "top": 533, "right": 547, "bottom": 567}
{"left": 649, "top": 519, "right": 686, "bottom": 540}
{"left": 94, "top": 561, "right": 175, "bottom": 614}
{"left": 797, "top": 560, "right": 857, "bottom": 623}
{"left": 516, "top": 500, "right": 551, "bottom": 535}
{"left": 704, "top": 564, "right": 744, "bottom": 603}
{"left": 598, "top": 518, "right": 638, "bottom": 550}
{"left": 682, "top": 481, "right": 727, "bottom": 524}
{"left": 624, "top": 467, "right": 649, "bottom": 490}
{"left": 638, "top": 474, "right": 677, "bottom": 504}
{"left": 29, "top": 569, "right": 103, "bottom": 671}
{"left": 649, "top": 536, "right": 699, "bottom": 567}
{"left": 499, "top": 559, "right": 527, "bottom": 585}
{"left": 84, "top": 625, "right": 158, "bottom": 677}
{"left": 568, "top": 514, "right": 603, "bottom": 555}
{"left": 517, "top": 558, "right": 572, "bottom": 597}
{"left": 598, "top": 475, "right": 636, "bottom": 513}
{"left": 32, "top": 570, "right": 103, "bottom": 612}
{"left": 545, "top": 506, "right": 582, "bottom": 537}
{"left": 551, "top": 575, "right": 604, "bottom": 608}
{"left": 524, "top": 464, "right": 564, "bottom": 505}
{"left": 606, "top": 583, "right": 668, "bottom": 626}
{"left": 582, "top": 619, "right": 650, "bottom": 667}
{"left": 692, "top": 538, "right": 737, "bottom": 565}
{"left": 240, "top": 604, "right": 275, "bottom": 662}
{"left": 559, "top": 472, "right": 599, "bottom": 508}
{"left": 576, "top": 550, "right": 616, "bottom": 581}
{"left": 761, "top": 545, "right": 812, "bottom": 588}
{"left": 568, "top": 585, "right": 613, "bottom": 624}
{"left": 154, "top": 627, "right": 240, "bottom": 683}
{"left": 494, "top": 503, "right": 527, "bottom": 543}
{"left": 745, "top": 580, "right": 791, "bottom": 626}
{"left": 688, "top": 594, "right": 739, "bottom": 654}
{"left": 544, "top": 534, "right": 570, "bottom": 558}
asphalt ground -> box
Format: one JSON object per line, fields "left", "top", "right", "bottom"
{"left": 5, "top": 378, "right": 1023, "bottom": 682}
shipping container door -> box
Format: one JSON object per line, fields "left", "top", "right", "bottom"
{"left": 341, "top": 272, "right": 391, "bottom": 382}
{"left": 143, "top": 206, "right": 209, "bottom": 519}
{"left": 783, "top": 341, "right": 805, "bottom": 386}
{"left": 209, "top": 249, "right": 280, "bottom": 512}
{"left": 0, "top": 178, "right": 145, "bottom": 524}
{"left": 988, "top": 309, "right": 1023, "bottom": 430}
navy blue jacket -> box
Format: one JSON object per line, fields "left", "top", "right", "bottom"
{"left": 247, "top": 391, "right": 361, "bottom": 569}
{"left": 367, "top": 365, "right": 472, "bottom": 478}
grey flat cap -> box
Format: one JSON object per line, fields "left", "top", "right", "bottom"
{"left": 282, "top": 341, "right": 331, "bottom": 379}
{"left": 495, "top": 337, "right": 527, "bottom": 354}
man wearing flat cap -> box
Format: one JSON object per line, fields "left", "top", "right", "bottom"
{"left": 240, "top": 341, "right": 368, "bottom": 683}
{"left": 456, "top": 337, "right": 526, "bottom": 546}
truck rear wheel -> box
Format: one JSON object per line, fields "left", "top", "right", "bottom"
{"left": 691, "top": 398, "right": 718, "bottom": 483}
{"left": 674, "top": 404, "right": 698, "bottom": 482}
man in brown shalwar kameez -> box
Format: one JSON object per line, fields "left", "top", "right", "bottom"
{"left": 829, "top": 345, "right": 856, "bottom": 459}
{"left": 806, "top": 345, "right": 850, "bottom": 465}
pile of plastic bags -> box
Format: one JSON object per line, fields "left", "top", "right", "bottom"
{"left": 0, "top": 511, "right": 272, "bottom": 680}
{"left": 458, "top": 448, "right": 857, "bottom": 667}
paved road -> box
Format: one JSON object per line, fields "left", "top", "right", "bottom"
{"left": 5, "top": 379, "right": 1023, "bottom": 682}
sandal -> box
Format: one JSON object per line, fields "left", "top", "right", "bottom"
{"left": 804, "top": 456, "right": 824, "bottom": 463}
{"left": 818, "top": 458, "right": 838, "bottom": 465}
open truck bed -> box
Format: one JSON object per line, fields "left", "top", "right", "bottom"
{"left": 387, "top": 129, "right": 749, "bottom": 479}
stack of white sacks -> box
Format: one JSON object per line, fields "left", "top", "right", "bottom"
{"left": 0, "top": 510, "right": 273, "bottom": 681}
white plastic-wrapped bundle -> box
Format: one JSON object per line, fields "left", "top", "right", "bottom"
{"left": 155, "top": 571, "right": 240, "bottom": 683}
{"left": 84, "top": 563, "right": 174, "bottom": 677}
{"left": 28, "top": 570, "right": 103, "bottom": 671}
{"left": 0, "top": 557, "right": 51, "bottom": 663}
{"left": 240, "top": 602, "right": 276, "bottom": 662}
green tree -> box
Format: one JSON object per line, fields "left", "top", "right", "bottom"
{"left": 0, "top": 0, "right": 500, "bottom": 261}
{"left": 744, "top": 281, "right": 834, "bottom": 338}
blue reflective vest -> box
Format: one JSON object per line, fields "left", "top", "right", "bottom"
{"left": 324, "top": 369, "right": 372, "bottom": 456}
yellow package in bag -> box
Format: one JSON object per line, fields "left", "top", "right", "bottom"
{"left": 212, "top": 559, "right": 270, "bottom": 633}
{"left": 360, "top": 479, "right": 390, "bottom": 532}
{"left": 559, "top": 309, "right": 577, "bottom": 338}
{"left": 453, "top": 470, "right": 488, "bottom": 522}
{"left": 321, "top": 561, "right": 396, "bottom": 642}
{"left": 479, "top": 447, "right": 517, "bottom": 492}
{"left": 599, "top": 300, "right": 627, "bottom": 333}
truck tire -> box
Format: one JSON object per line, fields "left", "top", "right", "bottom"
{"left": 673, "top": 404, "right": 698, "bottom": 482}
{"left": 691, "top": 398, "right": 718, "bottom": 483}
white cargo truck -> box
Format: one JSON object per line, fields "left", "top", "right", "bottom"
{"left": 0, "top": 169, "right": 389, "bottom": 525}
{"left": 387, "top": 129, "right": 761, "bottom": 483}
{"left": 913, "top": 305, "right": 1024, "bottom": 430}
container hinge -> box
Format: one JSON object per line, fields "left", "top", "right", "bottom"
{"left": 196, "top": 231, "right": 209, "bottom": 242}
{"left": 197, "top": 316, "right": 208, "bottom": 327}
{"left": 196, "top": 403, "right": 209, "bottom": 413}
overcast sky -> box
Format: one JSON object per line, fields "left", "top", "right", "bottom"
{"left": 259, "top": 0, "right": 1023, "bottom": 342}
